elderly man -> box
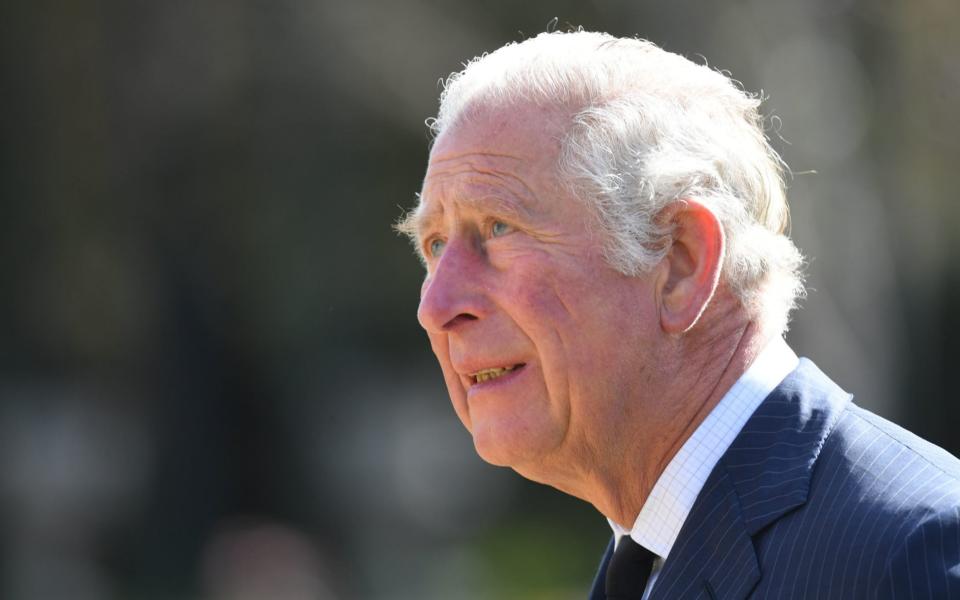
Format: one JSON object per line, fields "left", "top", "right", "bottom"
{"left": 398, "top": 31, "right": 960, "bottom": 599}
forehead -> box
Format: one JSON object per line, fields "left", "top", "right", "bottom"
{"left": 433, "top": 102, "right": 567, "bottom": 167}
{"left": 415, "top": 104, "right": 571, "bottom": 227}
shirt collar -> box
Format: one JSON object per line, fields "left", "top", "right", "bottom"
{"left": 608, "top": 336, "right": 799, "bottom": 558}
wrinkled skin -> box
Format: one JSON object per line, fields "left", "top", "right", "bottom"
{"left": 412, "top": 104, "right": 666, "bottom": 485}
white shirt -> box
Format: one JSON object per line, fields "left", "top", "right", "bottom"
{"left": 607, "top": 337, "right": 799, "bottom": 599}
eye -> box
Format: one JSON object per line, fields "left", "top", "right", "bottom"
{"left": 490, "top": 220, "right": 512, "bottom": 238}
{"left": 428, "top": 237, "right": 446, "bottom": 258}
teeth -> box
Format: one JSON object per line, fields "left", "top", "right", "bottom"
{"left": 472, "top": 365, "right": 516, "bottom": 383}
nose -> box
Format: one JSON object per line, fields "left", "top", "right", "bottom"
{"left": 417, "top": 239, "right": 489, "bottom": 334}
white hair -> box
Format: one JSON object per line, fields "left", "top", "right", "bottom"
{"left": 424, "top": 31, "right": 805, "bottom": 332}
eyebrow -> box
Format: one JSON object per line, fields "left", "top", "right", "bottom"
{"left": 404, "top": 191, "right": 535, "bottom": 241}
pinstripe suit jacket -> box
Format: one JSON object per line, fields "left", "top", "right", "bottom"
{"left": 589, "top": 359, "right": 960, "bottom": 599}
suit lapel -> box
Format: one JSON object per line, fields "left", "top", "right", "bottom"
{"left": 721, "top": 359, "right": 851, "bottom": 535}
{"left": 646, "top": 359, "right": 852, "bottom": 599}
{"left": 648, "top": 464, "right": 760, "bottom": 599}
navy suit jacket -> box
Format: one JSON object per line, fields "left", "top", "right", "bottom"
{"left": 589, "top": 359, "right": 960, "bottom": 599}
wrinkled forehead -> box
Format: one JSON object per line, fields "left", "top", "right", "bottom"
{"left": 430, "top": 101, "right": 570, "bottom": 168}
{"left": 423, "top": 103, "right": 567, "bottom": 201}
{"left": 420, "top": 105, "right": 564, "bottom": 205}
{"left": 413, "top": 154, "right": 541, "bottom": 238}
{"left": 403, "top": 102, "right": 586, "bottom": 239}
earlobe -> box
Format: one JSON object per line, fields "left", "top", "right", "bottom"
{"left": 657, "top": 200, "right": 725, "bottom": 334}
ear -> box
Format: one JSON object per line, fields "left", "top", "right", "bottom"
{"left": 656, "top": 200, "right": 725, "bottom": 334}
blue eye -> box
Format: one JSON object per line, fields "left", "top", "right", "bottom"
{"left": 491, "top": 220, "right": 511, "bottom": 237}
{"left": 429, "top": 238, "right": 446, "bottom": 257}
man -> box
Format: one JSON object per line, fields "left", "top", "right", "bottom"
{"left": 397, "top": 31, "right": 960, "bottom": 598}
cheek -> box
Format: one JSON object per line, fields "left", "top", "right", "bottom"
{"left": 511, "top": 266, "right": 650, "bottom": 376}
{"left": 505, "top": 261, "right": 603, "bottom": 341}
{"left": 427, "top": 332, "right": 472, "bottom": 429}
{"left": 501, "top": 272, "right": 582, "bottom": 398}
{"left": 503, "top": 254, "right": 584, "bottom": 314}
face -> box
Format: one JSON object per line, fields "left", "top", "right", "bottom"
{"left": 413, "top": 104, "right": 663, "bottom": 477}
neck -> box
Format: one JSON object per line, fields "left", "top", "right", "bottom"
{"left": 589, "top": 299, "right": 773, "bottom": 529}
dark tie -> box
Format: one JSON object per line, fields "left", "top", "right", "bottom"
{"left": 605, "top": 535, "right": 656, "bottom": 600}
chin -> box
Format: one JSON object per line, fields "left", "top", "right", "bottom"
{"left": 468, "top": 426, "right": 508, "bottom": 465}
{"left": 473, "top": 443, "right": 514, "bottom": 467}
{"left": 470, "top": 420, "right": 556, "bottom": 470}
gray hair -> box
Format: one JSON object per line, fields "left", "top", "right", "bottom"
{"left": 419, "top": 31, "right": 805, "bottom": 332}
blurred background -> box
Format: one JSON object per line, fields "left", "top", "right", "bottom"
{"left": 1, "top": 0, "right": 958, "bottom": 598}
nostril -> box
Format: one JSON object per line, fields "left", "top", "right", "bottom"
{"left": 444, "top": 313, "right": 479, "bottom": 330}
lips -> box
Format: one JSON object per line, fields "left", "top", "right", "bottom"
{"left": 468, "top": 363, "right": 525, "bottom": 385}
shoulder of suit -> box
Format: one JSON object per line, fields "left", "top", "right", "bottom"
{"left": 840, "top": 402, "right": 960, "bottom": 482}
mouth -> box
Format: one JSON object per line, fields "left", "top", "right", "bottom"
{"left": 469, "top": 363, "right": 525, "bottom": 385}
